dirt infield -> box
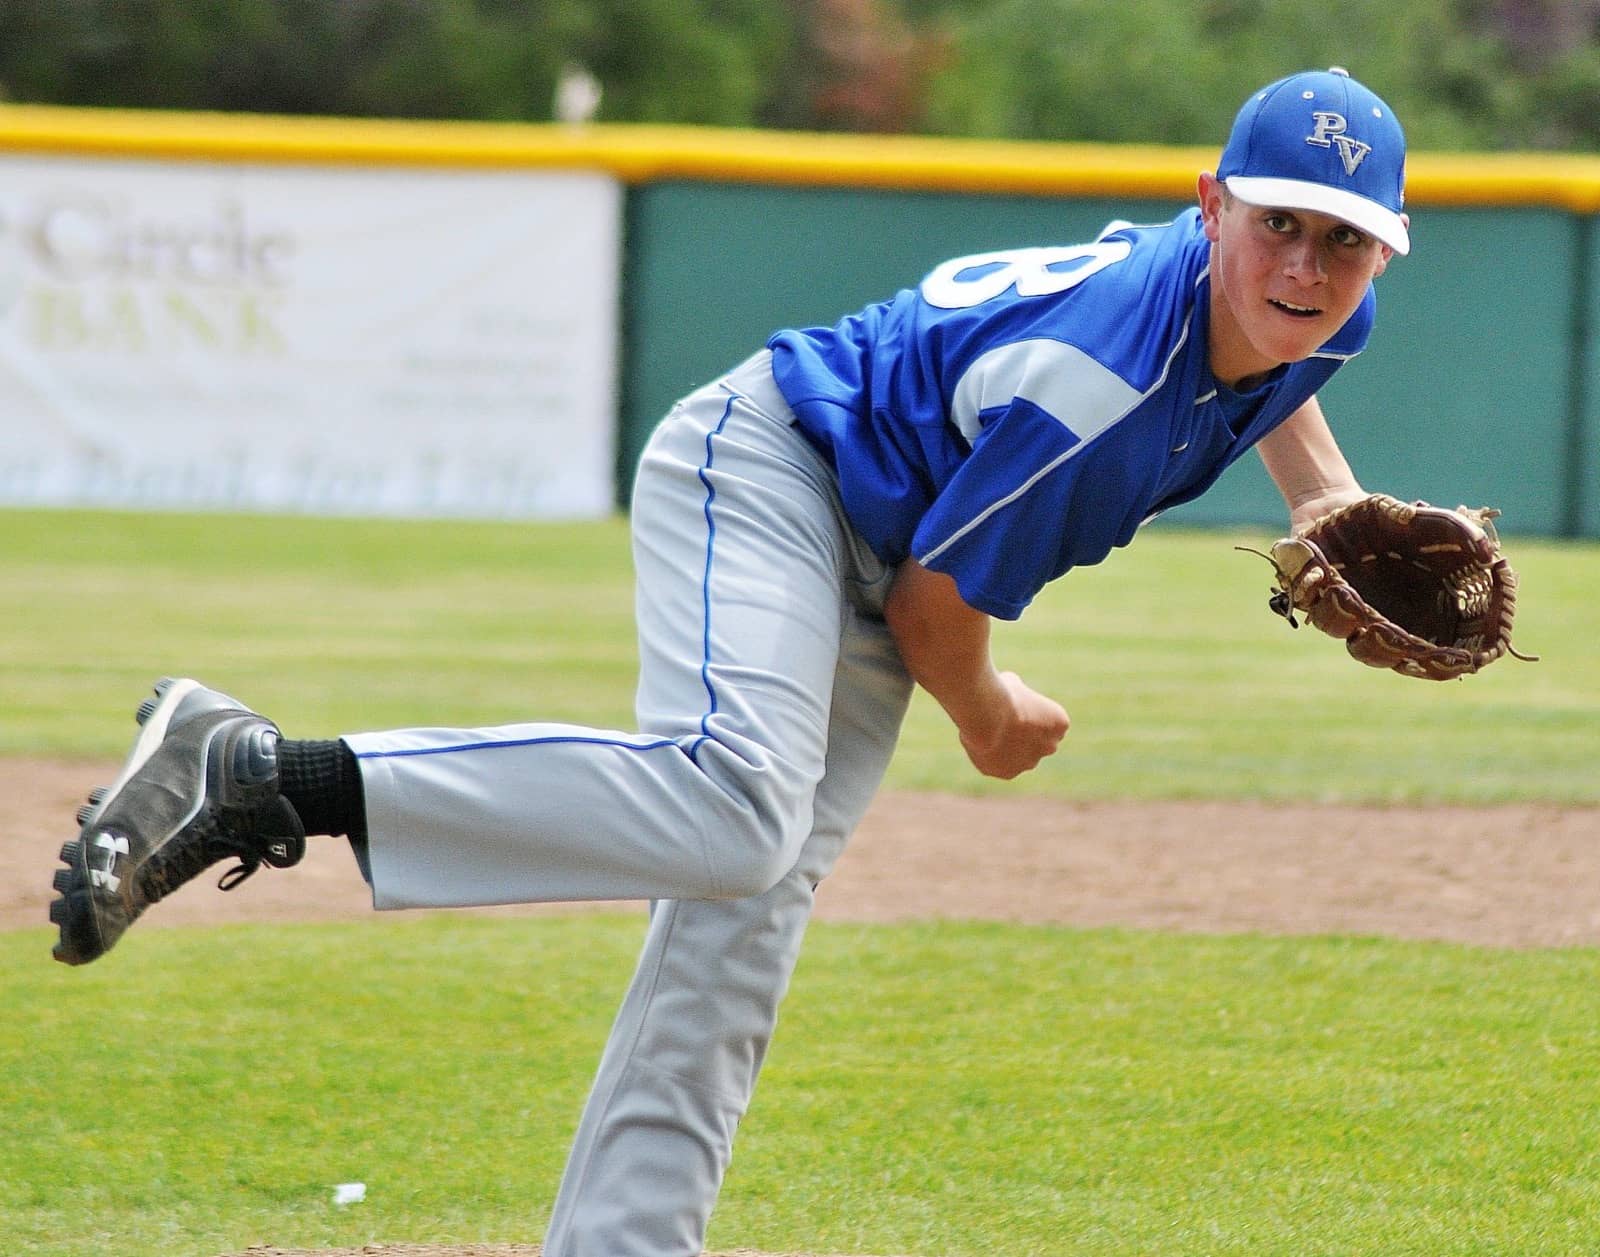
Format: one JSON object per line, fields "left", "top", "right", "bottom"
{"left": 7, "top": 755, "right": 1598, "bottom": 1257}
{"left": 8, "top": 755, "right": 1598, "bottom": 947}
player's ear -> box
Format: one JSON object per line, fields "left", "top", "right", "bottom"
{"left": 1372, "top": 212, "right": 1406, "bottom": 277}
{"left": 1198, "top": 172, "right": 1225, "bottom": 243}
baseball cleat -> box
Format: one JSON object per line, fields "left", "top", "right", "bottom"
{"left": 49, "top": 677, "right": 306, "bottom": 966}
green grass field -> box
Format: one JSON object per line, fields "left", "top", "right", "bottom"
{"left": 5, "top": 918, "right": 1600, "bottom": 1257}
{"left": 3, "top": 508, "right": 1598, "bottom": 1256}
{"left": 3, "top": 508, "right": 1596, "bottom": 802}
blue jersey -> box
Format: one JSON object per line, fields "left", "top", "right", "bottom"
{"left": 767, "top": 208, "right": 1374, "bottom": 620}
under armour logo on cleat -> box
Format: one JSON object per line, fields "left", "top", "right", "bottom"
{"left": 90, "top": 830, "right": 130, "bottom": 893}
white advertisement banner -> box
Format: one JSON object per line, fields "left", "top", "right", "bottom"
{"left": 0, "top": 156, "right": 621, "bottom": 517}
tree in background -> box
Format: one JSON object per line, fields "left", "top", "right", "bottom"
{"left": 918, "top": 0, "right": 1518, "bottom": 149}
{"left": 780, "top": 0, "right": 949, "bottom": 132}
{"left": 567, "top": 0, "right": 793, "bottom": 127}
{"left": 3, "top": 0, "right": 1600, "bottom": 151}
{"left": 917, "top": 0, "right": 1600, "bottom": 151}
{"left": 0, "top": 0, "right": 572, "bottom": 118}
{"left": 1475, "top": 0, "right": 1600, "bottom": 148}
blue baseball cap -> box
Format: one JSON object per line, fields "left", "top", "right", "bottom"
{"left": 1218, "top": 67, "right": 1409, "bottom": 255}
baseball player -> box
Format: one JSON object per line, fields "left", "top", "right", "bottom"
{"left": 50, "top": 68, "right": 1408, "bottom": 1256}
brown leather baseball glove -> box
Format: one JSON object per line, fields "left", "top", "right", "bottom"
{"left": 1246, "top": 493, "right": 1535, "bottom": 681}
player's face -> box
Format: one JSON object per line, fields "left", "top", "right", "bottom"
{"left": 1198, "top": 172, "right": 1397, "bottom": 386}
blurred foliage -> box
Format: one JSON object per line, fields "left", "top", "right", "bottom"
{"left": 3, "top": 0, "right": 1600, "bottom": 150}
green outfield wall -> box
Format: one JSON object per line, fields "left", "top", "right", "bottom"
{"left": 623, "top": 186, "right": 1586, "bottom": 537}
{"left": 1, "top": 106, "right": 1595, "bottom": 536}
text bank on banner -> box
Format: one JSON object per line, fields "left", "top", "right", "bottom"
{"left": 0, "top": 157, "right": 621, "bottom": 518}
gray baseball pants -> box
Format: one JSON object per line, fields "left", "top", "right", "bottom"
{"left": 343, "top": 350, "right": 914, "bottom": 1254}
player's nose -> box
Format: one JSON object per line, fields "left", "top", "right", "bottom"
{"left": 1282, "top": 237, "right": 1328, "bottom": 284}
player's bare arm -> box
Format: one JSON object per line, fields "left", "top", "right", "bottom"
{"left": 884, "top": 558, "right": 1069, "bottom": 780}
{"left": 1257, "top": 395, "right": 1366, "bottom": 533}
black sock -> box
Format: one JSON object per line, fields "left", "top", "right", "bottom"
{"left": 277, "top": 738, "right": 368, "bottom": 844}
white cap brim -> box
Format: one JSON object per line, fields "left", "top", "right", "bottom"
{"left": 1226, "top": 175, "right": 1410, "bottom": 255}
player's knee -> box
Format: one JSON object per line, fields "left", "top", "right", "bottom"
{"left": 692, "top": 749, "right": 815, "bottom": 897}
{"left": 712, "top": 839, "right": 801, "bottom": 899}
{"left": 696, "top": 793, "right": 810, "bottom": 897}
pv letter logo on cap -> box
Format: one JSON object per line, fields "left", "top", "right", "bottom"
{"left": 1305, "top": 111, "right": 1372, "bottom": 176}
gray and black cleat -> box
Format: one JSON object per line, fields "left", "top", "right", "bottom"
{"left": 50, "top": 678, "right": 305, "bottom": 966}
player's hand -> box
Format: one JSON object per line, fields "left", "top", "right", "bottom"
{"left": 956, "top": 671, "right": 1070, "bottom": 779}
{"left": 1289, "top": 485, "right": 1367, "bottom": 537}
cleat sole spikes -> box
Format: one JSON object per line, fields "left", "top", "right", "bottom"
{"left": 76, "top": 785, "right": 111, "bottom": 826}
{"left": 134, "top": 678, "right": 179, "bottom": 727}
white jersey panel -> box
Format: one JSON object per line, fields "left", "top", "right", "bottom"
{"left": 949, "top": 338, "right": 1142, "bottom": 445}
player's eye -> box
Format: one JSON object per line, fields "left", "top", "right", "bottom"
{"left": 1262, "top": 212, "right": 1295, "bottom": 234}
{"left": 1330, "top": 224, "right": 1367, "bottom": 247}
